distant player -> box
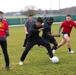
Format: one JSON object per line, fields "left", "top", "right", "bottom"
{"left": 23, "top": 15, "right": 36, "bottom": 48}
{"left": 0, "top": 11, "right": 10, "bottom": 70}
{"left": 19, "top": 17, "right": 54, "bottom": 65}
{"left": 53, "top": 14, "right": 76, "bottom": 54}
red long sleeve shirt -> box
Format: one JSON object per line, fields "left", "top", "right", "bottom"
{"left": 0, "top": 20, "right": 9, "bottom": 37}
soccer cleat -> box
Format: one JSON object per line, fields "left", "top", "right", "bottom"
{"left": 69, "top": 50, "right": 74, "bottom": 54}
{"left": 19, "top": 61, "right": 23, "bottom": 65}
{"left": 52, "top": 49, "right": 56, "bottom": 54}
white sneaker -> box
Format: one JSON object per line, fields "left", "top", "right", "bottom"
{"left": 69, "top": 50, "right": 74, "bottom": 54}
{"left": 38, "top": 45, "right": 43, "bottom": 48}
{"left": 50, "top": 58, "right": 52, "bottom": 61}
{"left": 52, "top": 50, "right": 56, "bottom": 54}
{"left": 23, "top": 47, "right": 26, "bottom": 49}
{"left": 19, "top": 61, "right": 23, "bottom": 65}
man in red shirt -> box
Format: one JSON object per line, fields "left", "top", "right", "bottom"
{"left": 0, "top": 11, "right": 10, "bottom": 70}
{"left": 53, "top": 14, "right": 76, "bottom": 54}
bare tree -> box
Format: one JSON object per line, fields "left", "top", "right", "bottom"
{"left": 21, "top": 6, "right": 37, "bottom": 16}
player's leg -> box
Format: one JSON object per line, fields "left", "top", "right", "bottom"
{"left": 51, "top": 41, "right": 58, "bottom": 50}
{"left": 57, "top": 38, "right": 66, "bottom": 48}
{"left": 23, "top": 34, "right": 28, "bottom": 48}
{"left": 36, "top": 37, "right": 53, "bottom": 58}
{"left": 49, "top": 37, "right": 58, "bottom": 50}
{"left": 52, "top": 38, "right": 66, "bottom": 54}
{"left": 51, "top": 41, "right": 58, "bottom": 54}
{"left": 63, "top": 34, "right": 74, "bottom": 54}
{"left": 48, "top": 37, "right": 58, "bottom": 54}
{"left": 19, "top": 40, "right": 35, "bottom": 65}
{"left": 0, "top": 41, "right": 10, "bottom": 70}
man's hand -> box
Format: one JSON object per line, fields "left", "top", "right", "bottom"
{"left": 38, "top": 28, "right": 44, "bottom": 32}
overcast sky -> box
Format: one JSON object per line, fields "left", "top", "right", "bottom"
{"left": 0, "top": 0, "right": 76, "bottom": 12}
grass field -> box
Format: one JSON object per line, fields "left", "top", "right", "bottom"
{"left": 0, "top": 24, "right": 76, "bottom": 75}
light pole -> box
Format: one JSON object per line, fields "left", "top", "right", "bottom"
{"left": 50, "top": 0, "right": 52, "bottom": 17}
{"left": 59, "top": 0, "right": 61, "bottom": 21}
{"left": 59, "top": 0, "right": 60, "bottom": 10}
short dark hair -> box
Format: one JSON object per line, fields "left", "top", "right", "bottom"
{"left": 0, "top": 11, "right": 4, "bottom": 14}
{"left": 48, "top": 17, "right": 54, "bottom": 21}
{"left": 66, "top": 14, "right": 71, "bottom": 17}
{"left": 36, "top": 17, "right": 43, "bottom": 23}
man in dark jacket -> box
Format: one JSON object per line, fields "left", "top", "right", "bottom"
{"left": 19, "top": 17, "right": 55, "bottom": 65}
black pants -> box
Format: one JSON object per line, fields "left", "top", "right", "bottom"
{"left": 20, "top": 37, "right": 53, "bottom": 62}
{"left": 23, "top": 34, "right": 28, "bottom": 47}
{"left": 0, "top": 40, "right": 9, "bottom": 67}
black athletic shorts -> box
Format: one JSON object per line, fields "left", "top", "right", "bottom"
{"left": 62, "top": 32, "right": 70, "bottom": 37}
{"left": 48, "top": 36, "right": 56, "bottom": 43}
{"left": 42, "top": 36, "right": 56, "bottom": 44}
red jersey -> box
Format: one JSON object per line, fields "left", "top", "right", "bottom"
{"left": 60, "top": 20, "right": 76, "bottom": 35}
{"left": 0, "top": 20, "right": 9, "bottom": 37}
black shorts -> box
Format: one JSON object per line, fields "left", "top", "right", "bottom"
{"left": 42, "top": 36, "right": 56, "bottom": 44}
{"left": 48, "top": 36, "right": 56, "bottom": 44}
{"left": 62, "top": 32, "right": 70, "bottom": 37}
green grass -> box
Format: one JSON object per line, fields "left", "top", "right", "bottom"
{"left": 0, "top": 24, "right": 76, "bottom": 75}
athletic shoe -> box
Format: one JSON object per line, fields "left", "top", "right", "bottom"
{"left": 19, "top": 61, "right": 23, "bottom": 65}
{"left": 52, "top": 49, "right": 56, "bottom": 54}
{"left": 50, "top": 58, "right": 52, "bottom": 61}
{"left": 38, "top": 45, "right": 43, "bottom": 48}
{"left": 69, "top": 50, "right": 74, "bottom": 54}
{"left": 46, "top": 52, "right": 49, "bottom": 54}
{"left": 23, "top": 47, "right": 26, "bottom": 49}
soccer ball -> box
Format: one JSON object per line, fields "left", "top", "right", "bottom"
{"left": 51, "top": 56, "right": 59, "bottom": 64}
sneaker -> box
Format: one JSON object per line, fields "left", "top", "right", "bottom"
{"left": 38, "top": 45, "right": 43, "bottom": 48}
{"left": 69, "top": 50, "right": 74, "bottom": 54}
{"left": 23, "top": 47, "right": 26, "bottom": 49}
{"left": 5, "top": 66, "right": 10, "bottom": 70}
{"left": 50, "top": 58, "right": 52, "bottom": 61}
{"left": 52, "top": 50, "right": 56, "bottom": 54}
{"left": 46, "top": 52, "right": 49, "bottom": 54}
{"left": 50, "top": 57, "right": 54, "bottom": 61}
{"left": 19, "top": 61, "right": 23, "bottom": 65}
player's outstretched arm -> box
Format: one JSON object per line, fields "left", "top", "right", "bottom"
{"left": 24, "top": 27, "right": 28, "bottom": 34}
{"left": 5, "top": 21, "right": 9, "bottom": 37}
{"left": 30, "top": 25, "right": 39, "bottom": 33}
{"left": 46, "top": 32, "right": 60, "bottom": 37}
{"left": 51, "top": 34, "right": 60, "bottom": 37}
{"left": 73, "top": 22, "right": 76, "bottom": 28}
{"left": 58, "top": 26, "right": 62, "bottom": 35}
{"left": 43, "top": 10, "right": 48, "bottom": 18}
{"left": 38, "top": 28, "right": 44, "bottom": 32}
